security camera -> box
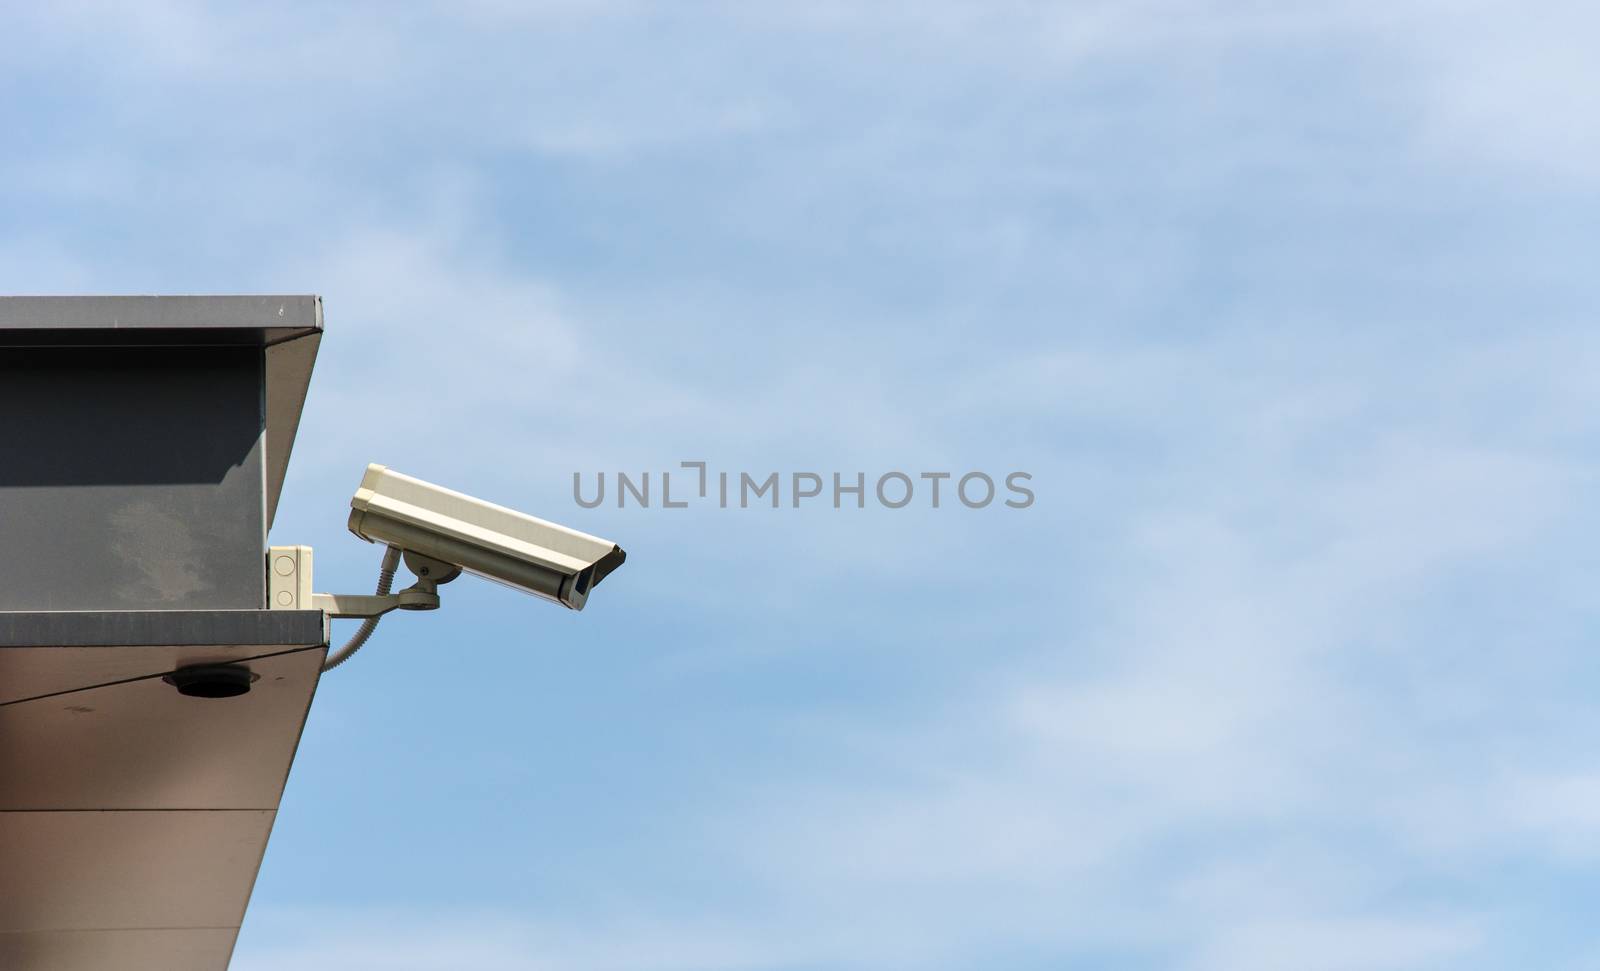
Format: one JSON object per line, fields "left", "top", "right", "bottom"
{"left": 347, "top": 464, "right": 625, "bottom": 611}
{"left": 271, "top": 464, "right": 627, "bottom": 673}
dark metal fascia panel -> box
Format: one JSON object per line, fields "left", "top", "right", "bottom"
{"left": 0, "top": 610, "right": 326, "bottom": 648}
{"left": 0, "top": 296, "right": 325, "bottom": 530}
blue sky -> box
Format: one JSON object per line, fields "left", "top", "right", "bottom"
{"left": 5, "top": 2, "right": 1600, "bottom": 968}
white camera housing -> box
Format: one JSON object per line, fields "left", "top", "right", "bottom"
{"left": 346, "top": 464, "right": 625, "bottom": 610}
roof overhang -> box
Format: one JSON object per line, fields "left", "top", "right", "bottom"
{"left": 0, "top": 610, "right": 328, "bottom": 969}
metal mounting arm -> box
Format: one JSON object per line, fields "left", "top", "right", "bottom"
{"left": 313, "top": 592, "right": 401, "bottom": 619}
{"left": 315, "top": 548, "right": 457, "bottom": 672}
{"left": 312, "top": 581, "right": 442, "bottom": 619}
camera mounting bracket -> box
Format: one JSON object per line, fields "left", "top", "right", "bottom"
{"left": 311, "top": 551, "right": 457, "bottom": 618}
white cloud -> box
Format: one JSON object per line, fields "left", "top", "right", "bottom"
{"left": 677, "top": 327, "right": 1593, "bottom": 965}
{"left": 1500, "top": 771, "right": 1600, "bottom": 861}
{"left": 1192, "top": 916, "right": 1477, "bottom": 971}
{"left": 233, "top": 910, "right": 768, "bottom": 971}
{"left": 1401, "top": 0, "right": 1600, "bottom": 179}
